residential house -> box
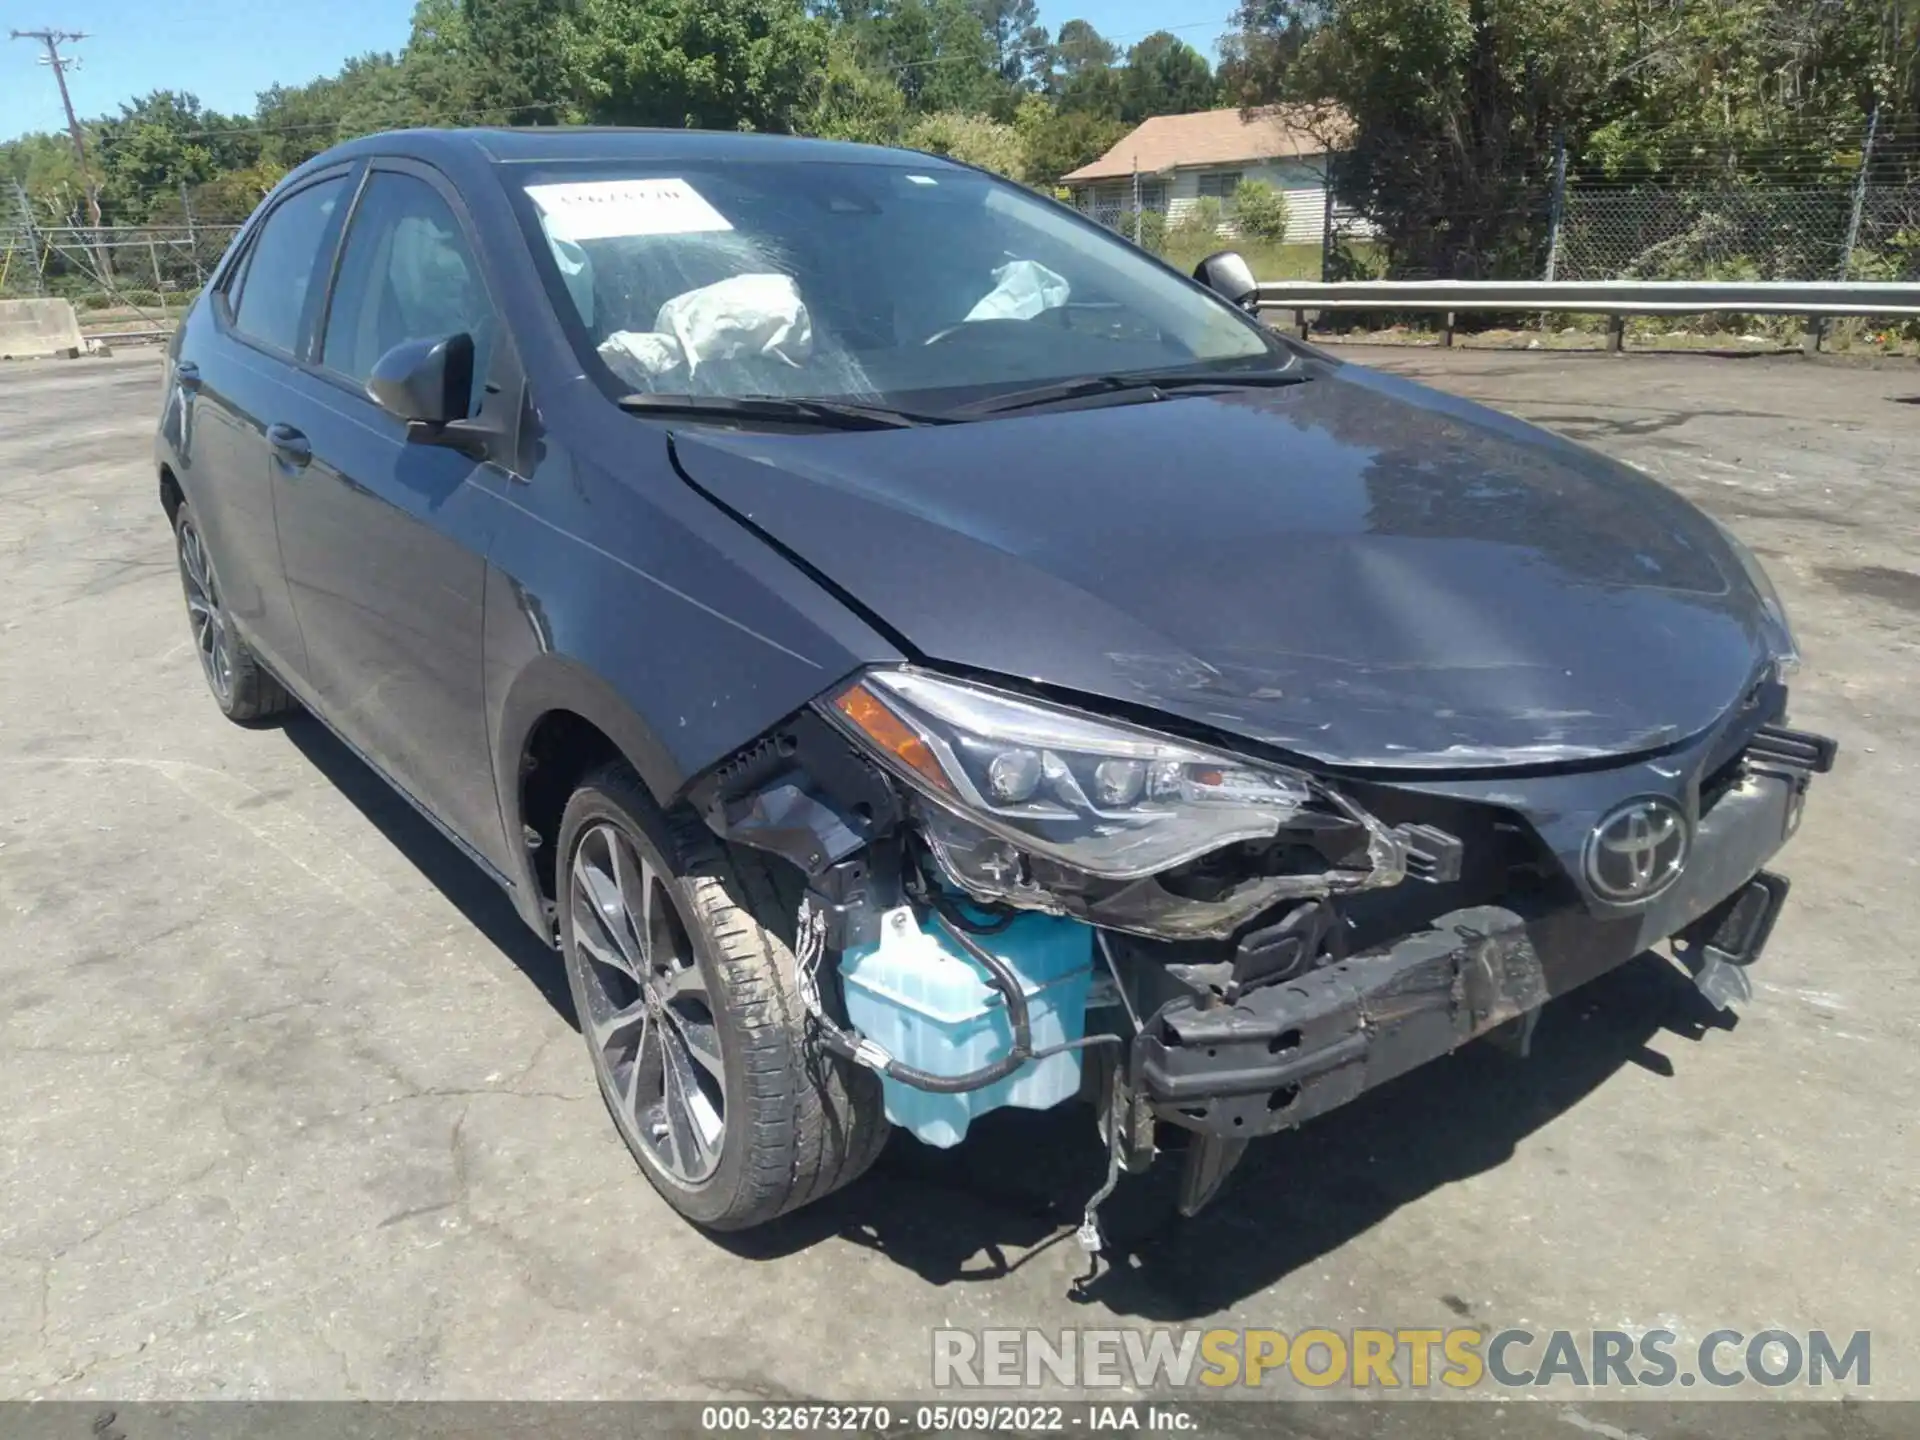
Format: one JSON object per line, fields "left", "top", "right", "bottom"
{"left": 1061, "top": 106, "right": 1352, "bottom": 246}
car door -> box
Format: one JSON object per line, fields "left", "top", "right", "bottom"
{"left": 268, "top": 160, "right": 520, "bottom": 876}
{"left": 181, "top": 169, "right": 353, "bottom": 684}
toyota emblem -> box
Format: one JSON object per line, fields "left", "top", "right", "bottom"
{"left": 1584, "top": 798, "right": 1689, "bottom": 903}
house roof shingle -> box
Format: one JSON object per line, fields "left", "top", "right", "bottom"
{"left": 1061, "top": 106, "right": 1348, "bottom": 185}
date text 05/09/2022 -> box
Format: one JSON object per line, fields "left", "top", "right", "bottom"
{"left": 697, "top": 1404, "right": 1199, "bottom": 1432}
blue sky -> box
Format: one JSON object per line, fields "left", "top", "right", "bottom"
{"left": 3, "top": 1, "right": 1231, "bottom": 143}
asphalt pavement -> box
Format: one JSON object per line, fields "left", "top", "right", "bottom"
{"left": 1, "top": 346, "right": 1914, "bottom": 1427}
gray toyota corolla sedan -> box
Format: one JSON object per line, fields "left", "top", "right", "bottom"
{"left": 154, "top": 126, "right": 1834, "bottom": 1240}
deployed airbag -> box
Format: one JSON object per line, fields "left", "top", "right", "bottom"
{"left": 964, "top": 259, "right": 1070, "bottom": 322}
{"left": 657, "top": 273, "right": 813, "bottom": 375}
{"left": 598, "top": 330, "right": 687, "bottom": 386}
{"left": 597, "top": 272, "right": 815, "bottom": 388}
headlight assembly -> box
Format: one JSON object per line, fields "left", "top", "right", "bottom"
{"left": 820, "top": 668, "right": 1406, "bottom": 935}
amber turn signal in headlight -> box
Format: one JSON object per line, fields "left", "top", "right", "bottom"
{"left": 822, "top": 668, "right": 1341, "bottom": 882}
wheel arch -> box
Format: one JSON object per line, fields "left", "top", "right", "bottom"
{"left": 494, "top": 653, "right": 688, "bottom": 915}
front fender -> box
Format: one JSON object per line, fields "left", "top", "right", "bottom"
{"left": 479, "top": 426, "right": 903, "bottom": 930}
{"left": 492, "top": 648, "right": 684, "bottom": 836}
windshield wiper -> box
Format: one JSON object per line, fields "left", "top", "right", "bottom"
{"left": 616, "top": 393, "right": 949, "bottom": 430}
{"left": 957, "top": 365, "right": 1311, "bottom": 417}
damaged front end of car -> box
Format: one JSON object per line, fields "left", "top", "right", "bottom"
{"left": 688, "top": 664, "right": 1835, "bottom": 1252}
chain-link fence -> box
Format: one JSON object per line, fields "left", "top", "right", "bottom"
{"left": 1067, "top": 116, "right": 1919, "bottom": 298}
{"left": 1, "top": 215, "right": 244, "bottom": 332}
{"left": 1556, "top": 181, "right": 1920, "bottom": 283}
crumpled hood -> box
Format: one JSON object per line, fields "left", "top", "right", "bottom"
{"left": 670, "top": 364, "right": 1778, "bottom": 770}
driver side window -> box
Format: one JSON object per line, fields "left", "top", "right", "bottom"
{"left": 322, "top": 171, "right": 494, "bottom": 415}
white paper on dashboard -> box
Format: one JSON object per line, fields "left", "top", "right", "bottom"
{"left": 525, "top": 179, "right": 734, "bottom": 242}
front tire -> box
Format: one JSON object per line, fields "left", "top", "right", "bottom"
{"left": 172, "top": 502, "right": 293, "bottom": 723}
{"left": 557, "top": 762, "right": 888, "bottom": 1230}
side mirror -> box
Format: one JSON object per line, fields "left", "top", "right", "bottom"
{"left": 368, "top": 332, "right": 473, "bottom": 425}
{"left": 1193, "top": 250, "right": 1260, "bottom": 313}
{"left": 367, "top": 332, "right": 498, "bottom": 458}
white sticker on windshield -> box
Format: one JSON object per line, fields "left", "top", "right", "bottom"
{"left": 526, "top": 179, "right": 734, "bottom": 242}
{"left": 905, "top": 174, "right": 939, "bottom": 185}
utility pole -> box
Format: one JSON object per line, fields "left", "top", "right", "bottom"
{"left": 10, "top": 29, "right": 103, "bottom": 230}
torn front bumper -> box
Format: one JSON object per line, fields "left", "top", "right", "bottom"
{"left": 1136, "top": 756, "right": 1823, "bottom": 1139}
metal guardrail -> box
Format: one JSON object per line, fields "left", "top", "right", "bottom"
{"left": 1255, "top": 279, "right": 1920, "bottom": 352}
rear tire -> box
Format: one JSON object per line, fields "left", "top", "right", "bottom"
{"left": 172, "top": 501, "right": 294, "bottom": 723}
{"left": 557, "top": 762, "right": 889, "bottom": 1230}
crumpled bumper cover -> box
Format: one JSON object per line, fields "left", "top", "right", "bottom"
{"left": 1138, "top": 760, "right": 1818, "bottom": 1138}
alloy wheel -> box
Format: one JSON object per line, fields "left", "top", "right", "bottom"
{"left": 177, "top": 517, "right": 234, "bottom": 705}
{"left": 569, "top": 821, "right": 728, "bottom": 1185}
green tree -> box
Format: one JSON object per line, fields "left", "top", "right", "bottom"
{"left": 1058, "top": 65, "right": 1124, "bottom": 117}
{"left": 187, "top": 161, "right": 291, "bottom": 222}
{"left": 1577, "top": 0, "right": 1879, "bottom": 180}
{"left": 1120, "top": 32, "right": 1218, "bottom": 121}
{"left": 905, "top": 109, "right": 1027, "bottom": 178}
{"left": 570, "top": 0, "right": 829, "bottom": 131}
{"left": 458, "top": 0, "right": 580, "bottom": 125}
{"left": 801, "top": 29, "right": 912, "bottom": 143}
{"left": 0, "top": 131, "right": 91, "bottom": 227}
{"left": 1054, "top": 18, "right": 1116, "bottom": 77}
{"left": 1218, "top": 0, "right": 1326, "bottom": 110}
{"left": 1226, "top": 0, "right": 1896, "bottom": 278}
{"left": 1230, "top": 177, "right": 1291, "bottom": 240}
{"left": 1233, "top": 0, "right": 1614, "bottom": 276}
{"left": 1017, "top": 103, "right": 1126, "bottom": 183}
{"left": 852, "top": 0, "right": 1009, "bottom": 114}
{"left": 978, "top": 0, "right": 1054, "bottom": 91}
{"left": 254, "top": 53, "right": 423, "bottom": 170}
{"left": 92, "top": 92, "right": 258, "bottom": 222}
{"left": 393, "top": 0, "right": 490, "bottom": 127}
{"left": 1050, "top": 18, "right": 1125, "bottom": 117}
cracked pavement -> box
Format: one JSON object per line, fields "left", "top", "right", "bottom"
{"left": 0, "top": 348, "right": 1915, "bottom": 1418}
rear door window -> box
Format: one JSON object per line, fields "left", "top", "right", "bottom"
{"left": 231, "top": 177, "right": 349, "bottom": 355}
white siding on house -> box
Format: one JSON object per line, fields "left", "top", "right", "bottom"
{"left": 1160, "top": 166, "right": 1203, "bottom": 223}
{"left": 1163, "top": 157, "right": 1332, "bottom": 245}
{"left": 1254, "top": 158, "right": 1332, "bottom": 246}
{"left": 1069, "top": 157, "right": 1370, "bottom": 248}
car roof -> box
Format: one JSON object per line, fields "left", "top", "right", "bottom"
{"left": 315, "top": 126, "right": 957, "bottom": 172}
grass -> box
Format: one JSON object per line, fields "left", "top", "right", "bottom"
{"left": 1161, "top": 238, "right": 1330, "bottom": 280}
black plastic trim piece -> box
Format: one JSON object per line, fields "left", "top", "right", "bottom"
{"left": 1749, "top": 724, "right": 1839, "bottom": 774}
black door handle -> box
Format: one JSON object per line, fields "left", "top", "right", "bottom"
{"left": 175, "top": 360, "right": 201, "bottom": 392}
{"left": 266, "top": 422, "right": 312, "bottom": 469}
